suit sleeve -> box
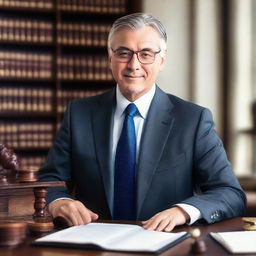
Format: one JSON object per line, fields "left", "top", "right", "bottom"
{"left": 181, "top": 108, "right": 247, "bottom": 224}
{"left": 39, "top": 102, "right": 74, "bottom": 203}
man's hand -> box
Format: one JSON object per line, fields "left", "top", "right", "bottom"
{"left": 142, "top": 206, "right": 190, "bottom": 232}
{"left": 48, "top": 199, "right": 99, "bottom": 226}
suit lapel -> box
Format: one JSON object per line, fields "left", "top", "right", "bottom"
{"left": 136, "top": 87, "right": 175, "bottom": 217}
{"left": 92, "top": 89, "right": 116, "bottom": 216}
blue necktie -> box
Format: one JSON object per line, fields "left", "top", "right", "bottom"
{"left": 113, "top": 103, "right": 138, "bottom": 220}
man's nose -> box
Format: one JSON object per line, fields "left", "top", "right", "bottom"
{"left": 127, "top": 53, "right": 141, "bottom": 70}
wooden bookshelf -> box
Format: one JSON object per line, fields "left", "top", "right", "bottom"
{"left": 0, "top": 0, "right": 141, "bottom": 170}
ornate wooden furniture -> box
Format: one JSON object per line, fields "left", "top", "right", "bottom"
{"left": 0, "top": 144, "right": 64, "bottom": 226}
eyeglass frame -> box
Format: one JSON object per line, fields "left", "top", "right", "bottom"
{"left": 110, "top": 47, "right": 161, "bottom": 65}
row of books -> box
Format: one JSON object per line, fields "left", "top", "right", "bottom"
{"left": 0, "top": 86, "right": 114, "bottom": 114}
{"left": 0, "top": 17, "right": 53, "bottom": 43}
{"left": 0, "top": 51, "right": 114, "bottom": 81}
{"left": 0, "top": 87, "right": 53, "bottom": 113}
{"left": 20, "top": 155, "right": 46, "bottom": 170}
{"left": 0, "top": 0, "right": 53, "bottom": 9}
{"left": 57, "top": 54, "right": 113, "bottom": 81}
{"left": 57, "top": 88, "right": 107, "bottom": 113}
{"left": 0, "top": 122, "right": 54, "bottom": 149}
{"left": 0, "top": 18, "right": 110, "bottom": 46}
{"left": 0, "top": 51, "right": 52, "bottom": 79}
{"left": 57, "top": 22, "right": 111, "bottom": 47}
{"left": 0, "top": 0, "right": 126, "bottom": 14}
{"left": 57, "top": 0, "right": 126, "bottom": 14}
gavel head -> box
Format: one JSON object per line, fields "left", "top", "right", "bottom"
{"left": 0, "top": 144, "right": 20, "bottom": 171}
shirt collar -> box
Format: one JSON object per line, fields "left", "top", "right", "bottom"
{"left": 115, "top": 84, "right": 156, "bottom": 119}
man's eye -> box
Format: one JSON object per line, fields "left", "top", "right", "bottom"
{"left": 140, "top": 51, "right": 154, "bottom": 58}
{"left": 117, "top": 51, "right": 130, "bottom": 57}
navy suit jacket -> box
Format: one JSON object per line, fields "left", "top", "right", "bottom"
{"left": 39, "top": 86, "right": 246, "bottom": 223}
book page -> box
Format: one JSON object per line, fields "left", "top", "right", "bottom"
{"left": 105, "top": 228, "right": 186, "bottom": 252}
{"left": 35, "top": 223, "right": 141, "bottom": 246}
{"left": 35, "top": 222, "right": 187, "bottom": 252}
{"left": 210, "top": 231, "right": 256, "bottom": 254}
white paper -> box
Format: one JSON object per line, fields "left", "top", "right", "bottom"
{"left": 210, "top": 231, "right": 256, "bottom": 254}
{"left": 35, "top": 222, "right": 187, "bottom": 252}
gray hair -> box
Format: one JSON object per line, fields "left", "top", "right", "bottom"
{"left": 107, "top": 13, "right": 167, "bottom": 52}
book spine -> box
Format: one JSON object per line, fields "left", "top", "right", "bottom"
{"left": 0, "top": 86, "right": 53, "bottom": 113}
{"left": 57, "top": 53, "right": 112, "bottom": 82}
{"left": 0, "top": 121, "right": 54, "bottom": 150}
{"left": 57, "top": 22, "right": 110, "bottom": 47}
{"left": 0, "top": 50, "right": 53, "bottom": 79}
{"left": 0, "top": 0, "right": 53, "bottom": 9}
{"left": 20, "top": 155, "right": 46, "bottom": 170}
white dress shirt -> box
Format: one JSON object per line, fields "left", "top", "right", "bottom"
{"left": 112, "top": 84, "right": 156, "bottom": 165}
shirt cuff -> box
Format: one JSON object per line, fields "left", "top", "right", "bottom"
{"left": 176, "top": 203, "right": 202, "bottom": 225}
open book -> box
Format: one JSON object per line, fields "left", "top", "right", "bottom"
{"left": 210, "top": 231, "right": 256, "bottom": 254}
{"left": 33, "top": 222, "right": 189, "bottom": 254}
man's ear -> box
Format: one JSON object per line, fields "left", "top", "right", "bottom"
{"left": 108, "top": 49, "right": 113, "bottom": 68}
{"left": 108, "top": 55, "right": 113, "bottom": 72}
{"left": 108, "top": 52, "right": 113, "bottom": 74}
{"left": 159, "top": 51, "right": 167, "bottom": 71}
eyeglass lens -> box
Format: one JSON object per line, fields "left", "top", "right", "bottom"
{"left": 114, "top": 49, "right": 158, "bottom": 64}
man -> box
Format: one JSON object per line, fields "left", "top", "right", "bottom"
{"left": 39, "top": 13, "right": 246, "bottom": 232}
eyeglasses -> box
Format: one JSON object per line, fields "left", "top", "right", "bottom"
{"left": 111, "top": 48, "right": 161, "bottom": 64}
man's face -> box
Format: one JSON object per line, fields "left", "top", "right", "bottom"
{"left": 109, "top": 26, "right": 166, "bottom": 101}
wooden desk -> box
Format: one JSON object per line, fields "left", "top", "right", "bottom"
{"left": 0, "top": 218, "right": 251, "bottom": 256}
{"left": 0, "top": 181, "right": 65, "bottom": 220}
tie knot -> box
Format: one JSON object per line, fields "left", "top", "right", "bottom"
{"left": 125, "top": 103, "right": 138, "bottom": 117}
